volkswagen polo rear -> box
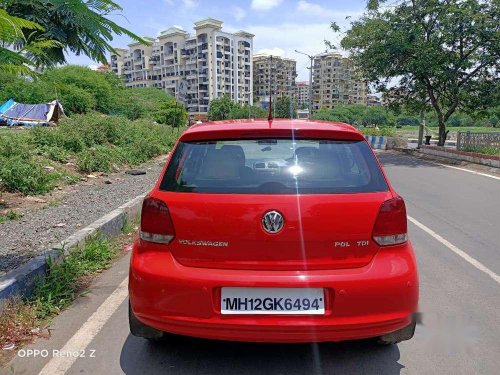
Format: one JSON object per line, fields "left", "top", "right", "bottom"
{"left": 129, "top": 119, "right": 418, "bottom": 343}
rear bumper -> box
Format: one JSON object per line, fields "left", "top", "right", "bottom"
{"left": 129, "top": 242, "right": 418, "bottom": 343}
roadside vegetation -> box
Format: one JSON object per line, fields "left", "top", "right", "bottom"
{"left": 312, "top": 104, "right": 499, "bottom": 130}
{"left": 0, "top": 113, "right": 183, "bottom": 195}
{"left": 0, "top": 225, "right": 136, "bottom": 361}
{"left": 208, "top": 95, "right": 267, "bottom": 120}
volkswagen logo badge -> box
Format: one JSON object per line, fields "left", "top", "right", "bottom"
{"left": 262, "top": 210, "right": 285, "bottom": 234}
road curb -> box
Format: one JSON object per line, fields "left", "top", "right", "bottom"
{"left": 0, "top": 193, "right": 146, "bottom": 303}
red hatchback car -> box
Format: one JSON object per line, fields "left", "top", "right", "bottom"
{"left": 129, "top": 119, "right": 419, "bottom": 344}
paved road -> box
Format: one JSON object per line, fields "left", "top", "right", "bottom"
{"left": 3, "top": 152, "right": 499, "bottom": 375}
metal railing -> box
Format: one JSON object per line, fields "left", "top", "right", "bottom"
{"left": 457, "top": 131, "right": 500, "bottom": 150}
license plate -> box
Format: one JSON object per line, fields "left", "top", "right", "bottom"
{"left": 221, "top": 287, "right": 325, "bottom": 315}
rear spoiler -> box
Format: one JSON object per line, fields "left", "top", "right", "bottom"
{"left": 180, "top": 128, "right": 365, "bottom": 142}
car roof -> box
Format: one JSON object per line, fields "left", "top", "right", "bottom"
{"left": 180, "top": 119, "right": 365, "bottom": 142}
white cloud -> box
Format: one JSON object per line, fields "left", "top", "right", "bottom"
{"left": 296, "top": 1, "right": 362, "bottom": 19}
{"left": 182, "top": 0, "right": 197, "bottom": 9}
{"left": 256, "top": 47, "right": 285, "bottom": 56}
{"left": 297, "top": 0, "right": 324, "bottom": 15}
{"left": 163, "top": 0, "right": 174, "bottom": 5}
{"left": 251, "top": 0, "right": 283, "bottom": 11}
{"left": 239, "top": 22, "right": 345, "bottom": 80}
{"left": 233, "top": 6, "right": 246, "bottom": 21}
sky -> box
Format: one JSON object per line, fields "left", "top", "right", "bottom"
{"left": 70, "top": 0, "right": 368, "bottom": 81}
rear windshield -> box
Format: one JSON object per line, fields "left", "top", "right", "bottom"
{"left": 160, "top": 139, "right": 388, "bottom": 194}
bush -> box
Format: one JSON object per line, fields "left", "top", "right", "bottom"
{"left": 58, "top": 84, "right": 97, "bottom": 115}
{"left": 44, "top": 66, "right": 114, "bottom": 113}
{"left": 0, "top": 156, "right": 55, "bottom": 195}
{"left": 76, "top": 146, "right": 119, "bottom": 173}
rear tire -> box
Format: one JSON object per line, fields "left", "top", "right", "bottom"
{"left": 129, "top": 302, "right": 165, "bottom": 341}
{"left": 378, "top": 319, "right": 416, "bottom": 345}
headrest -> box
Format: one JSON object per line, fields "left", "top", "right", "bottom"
{"left": 198, "top": 149, "right": 240, "bottom": 179}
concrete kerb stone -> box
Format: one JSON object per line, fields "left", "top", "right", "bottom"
{"left": 0, "top": 193, "right": 147, "bottom": 306}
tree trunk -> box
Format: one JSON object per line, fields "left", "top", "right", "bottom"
{"left": 437, "top": 120, "right": 450, "bottom": 147}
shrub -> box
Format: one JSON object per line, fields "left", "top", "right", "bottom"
{"left": 0, "top": 156, "right": 55, "bottom": 195}
{"left": 44, "top": 66, "right": 114, "bottom": 113}
{"left": 76, "top": 147, "right": 119, "bottom": 173}
{"left": 58, "top": 84, "right": 97, "bottom": 115}
{"left": 45, "top": 146, "right": 70, "bottom": 163}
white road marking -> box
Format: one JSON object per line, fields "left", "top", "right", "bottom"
{"left": 434, "top": 163, "right": 500, "bottom": 180}
{"left": 38, "top": 277, "right": 129, "bottom": 375}
{"left": 408, "top": 216, "right": 500, "bottom": 285}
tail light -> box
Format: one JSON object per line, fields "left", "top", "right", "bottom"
{"left": 140, "top": 197, "right": 175, "bottom": 244}
{"left": 372, "top": 196, "right": 408, "bottom": 246}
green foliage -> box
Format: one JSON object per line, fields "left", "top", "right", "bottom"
{"left": 360, "top": 106, "right": 390, "bottom": 126}
{"left": 208, "top": 95, "right": 234, "bottom": 120}
{"left": 0, "top": 65, "right": 187, "bottom": 120}
{"left": 32, "top": 234, "right": 117, "bottom": 318}
{"left": 361, "top": 127, "right": 395, "bottom": 137}
{"left": 0, "top": 8, "right": 61, "bottom": 76}
{"left": 208, "top": 96, "right": 268, "bottom": 120}
{"left": 0, "top": 156, "right": 56, "bottom": 195}
{"left": 0, "top": 209, "right": 20, "bottom": 223}
{"left": 57, "top": 83, "right": 97, "bottom": 115}
{"left": 228, "top": 104, "right": 267, "bottom": 119}
{"left": 313, "top": 105, "right": 392, "bottom": 126}
{"left": 461, "top": 146, "right": 500, "bottom": 156}
{"left": 2, "top": 0, "right": 148, "bottom": 66}
{"left": 274, "top": 96, "right": 296, "bottom": 119}
{"left": 0, "top": 113, "right": 182, "bottom": 195}
{"left": 337, "top": 0, "right": 500, "bottom": 145}
{"left": 76, "top": 146, "right": 118, "bottom": 173}
{"left": 45, "top": 66, "right": 114, "bottom": 113}
{"left": 154, "top": 98, "right": 187, "bottom": 127}
{"left": 0, "top": 72, "right": 52, "bottom": 104}
{"left": 112, "top": 87, "right": 175, "bottom": 120}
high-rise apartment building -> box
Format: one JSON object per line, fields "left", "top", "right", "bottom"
{"left": 295, "top": 81, "right": 309, "bottom": 108}
{"left": 312, "top": 52, "right": 368, "bottom": 111}
{"left": 110, "top": 18, "right": 254, "bottom": 117}
{"left": 253, "top": 54, "right": 296, "bottom": 106}
{"left": 110, "top": 48, "right": 128, "bottom": 76}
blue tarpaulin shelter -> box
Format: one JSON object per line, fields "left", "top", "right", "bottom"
{"left": 0, "top": 99, "right": 65, "bottom": 126}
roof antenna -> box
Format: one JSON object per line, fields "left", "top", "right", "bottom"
{"left": 267, "top": 55, "right": 273, "bottom": 121}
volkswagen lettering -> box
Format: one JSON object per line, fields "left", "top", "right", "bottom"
{"left": 129, "top": 119, "right": 419, "bottom": 344}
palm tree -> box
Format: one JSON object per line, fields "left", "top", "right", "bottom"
{"left": 1, "top": 0, "right": 148, "bottom": 66}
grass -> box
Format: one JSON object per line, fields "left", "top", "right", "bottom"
{"left": 0, "top": 225, "right": 137, "bottom": 358}
{"left": 393, "top": 126, "right": 500, "bottom": 140}
{"left": 0, "top": 210, "right": 21, "bottom": 223}
{"left": 461, "top": 146, "right": 500, "bottom": 156}
{"left": 0, "top": 113, "right": 183, "bottom": 195}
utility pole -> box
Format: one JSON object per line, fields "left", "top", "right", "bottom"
{"left": 418, "top": 110, "right": 425, "bottom": 148}
{"left": 295, "top": 50, "right": 314, "bottom": 119}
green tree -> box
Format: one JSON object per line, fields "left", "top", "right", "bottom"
{"left": 0, "top": 8, "right": 61, "bottom": 75}
{"left": 154, "top": 99, "right": 187, "bottom": 128}
{"left": 336, "top": 0, "right": 500, "bottom": 145}
{"left": 1, "top": 0, "right": 147, "bottom": 66}
{"left": 274, "top": 96, "right": 296, "bottom": 118}
{"left": 229, "top": 104, "right": 267, "bottom": 119}
{"left": 361, "top": 106, "right": 390, "bottom": 126}
{"left": 208, "top": 96, "right": 236, "bottom": 120}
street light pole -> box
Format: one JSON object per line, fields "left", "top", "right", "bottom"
{"left": 295, "top": 49, "right": 314, "bottom": 119}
